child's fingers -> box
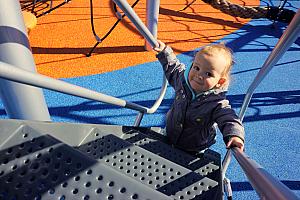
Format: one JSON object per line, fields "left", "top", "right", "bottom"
{"left": 226, "top": 140, "right": 233, "bottom": 149}
{"left": 153, "top": 40, "right": 166, "bottom": 52}
{"left": 226, "top": 138, "right": 244, "bottom": 151}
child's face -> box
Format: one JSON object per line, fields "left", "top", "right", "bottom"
{"left": 188, "top": 52, "right": 227, "bottom": 93}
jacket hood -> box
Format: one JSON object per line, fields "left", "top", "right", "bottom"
{"left": 184, "top": 63, "right": 196, "bottom": 99}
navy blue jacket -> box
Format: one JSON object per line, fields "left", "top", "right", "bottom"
{"left": 156, "top": 46, "right": 244, "bottom": 152}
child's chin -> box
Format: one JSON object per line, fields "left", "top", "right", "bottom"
{"left": 193, "top": 88, "right": 204, "bottom": 94}
{"left": 191, "top": 84, "right": 202, "bottom": 91}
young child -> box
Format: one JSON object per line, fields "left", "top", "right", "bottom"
{"left": 153, "top": 40, "right": 244, "bottom": 154}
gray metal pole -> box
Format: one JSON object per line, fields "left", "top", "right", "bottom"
{"left": 0, "top": 61, "right": 157, "bottom": 113}
{"left": 239, "top": 8, "right": 300, "bottom": 121}
{"left": 113, "top": 0, "right": 159, "bottom": 48}
{"left": 112, "top": 0, "right": 167, "bottom": 124}
{"left": 0, "top": 61, "right": 130, "bottom": 109}
{"left": 133, "top": 112, "right": 144, "bottom": 127}
{"left": 222, "top": 8, "right": 300, "bottom": 178}
{"left": 232, "top": 148, "right": 300, "bottom": 200}
{"left": 0, "top": 0, "right": 50, "bottom": 120}
{"left": 145, "top": 0, "right": 160, "bottom": 51}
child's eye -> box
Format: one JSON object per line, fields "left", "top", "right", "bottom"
{"left": 205, "top": 72, "right": 213, "bottom": 77}
{"left": 193, "top": 66, "right": 200, "bottom": 71}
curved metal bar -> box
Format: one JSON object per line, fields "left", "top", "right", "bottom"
{"left": 221, "top": 150, "right": 231, "bottom": 179}
{"left": 111, "top": 0, "right": 167, "bottom": 121}
{"left": 0, "top": 61, "right": 166, "bottom": 115}
{"left": 112, "top": 0, "right": 159, "bottom": 48}
{"left": 146, "top": 75, "right": 167, "bottom": 114}
{"left": 222, "top": 8, "right": 300, "bottom": 177}
{"left": 145, "top": 0, "right": 160, "bottom": 51}
{"left": 231, "top": 147, "right": 300, "bottom": 200}
{"left": 239, "top": 8, "right": 300, "bottom": 121}
{"left": 1, "top": 0, "right": 167, "bottom": 126}
{"left": 134, "top": 112, "right": 144, "bottom": 127}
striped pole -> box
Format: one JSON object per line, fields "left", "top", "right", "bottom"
{"left": 0, "top": 0, "right": 50, "bottom": 121}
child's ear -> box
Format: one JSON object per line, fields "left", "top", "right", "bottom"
{"left": 217, "top": 77, "right": 226, "bottom": 87}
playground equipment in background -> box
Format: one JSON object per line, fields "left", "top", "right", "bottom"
{"left": 86, "top": 0, "right": 296, "bottom": 56}
{"left": 87, "top": 0, "right": 160, "bottom": 56}
{"left": 20, "top": 0, "right": 71, "bottom": 18}
{"left": 203, "top": 0, "right": 295, "bottom": 23}
{"left": 21, "top": 11, "right": 37, "bottom": 34}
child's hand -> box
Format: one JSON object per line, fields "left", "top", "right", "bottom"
{"left": 226, "top": 136, "right": 244, "bottom": 151}
{"left": 153, "top": 40, "right": 166, "bottom": 53}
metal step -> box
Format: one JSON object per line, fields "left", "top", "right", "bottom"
{"left": 0, "top": 119, "right": 223, "bottom": 200}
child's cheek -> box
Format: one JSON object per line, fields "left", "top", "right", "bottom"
{"left": 204, "top": 80, "right": 210, "bottom": 87}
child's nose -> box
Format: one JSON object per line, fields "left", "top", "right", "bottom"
{"left": 197, "top": 72, "right": 203, "bottom": 79}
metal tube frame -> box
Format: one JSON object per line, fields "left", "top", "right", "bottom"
{"left": 113, "top": 0, "right": 159, "bottom": 48}
{"left": 0, "top": 0, "right": 167, "bottom": 126}
{"left": 145, "top": 0, "right": 160, "bottom": 51}
{"left": 0, "top": 0, "right": 50, "bottom": 121}
{"left": 0, "top": 61, "right": 166, "bottom": 116}
{"left": 222, "top": 8, "right": 300, "bottom": 197}
{"left": 239, "top": 8, "right": 300, "bottom": 122}
{"left": 134, "top": 112, "right": 144, "bottom": 127}
{"left": 222, "top": 8, "right": 300, "bottom": 173}
{"left": 231, "top": 147, "right": 300, "bottom": 200}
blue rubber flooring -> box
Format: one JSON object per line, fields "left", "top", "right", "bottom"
{"left": 0, "top": 1, "right": 299, "bottom": 199}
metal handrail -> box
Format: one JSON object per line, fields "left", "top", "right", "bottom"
{"left": 238, "top": 8, "right": 300, "bottom": 122}
{"left": 220, "top": 8, "right": 300, "bottom": 199}
{"left": 113, "top": 0, "right": 159, "bottom": 48}
{"left": 0, "top": 0, "right": 165, "bottom": 125}
{"left": 222, "top": 8, "right": 300, "bottom": 176}
{"left": 0, "top": 61, "right": 167, "bottom": 116}
{"left": 231, "top": 147, "right": 300, "bottom": 200}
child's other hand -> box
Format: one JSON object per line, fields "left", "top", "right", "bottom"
{"left": 153, "top": 40, "right": 166, "bottom": 52}
{"left": 226, "top": 136, "right": 244, "bottom": 151}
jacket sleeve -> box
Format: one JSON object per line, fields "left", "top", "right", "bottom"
{"left": 212, "top": 99, "right": 245, "bottom": 143}
{"left": 156, "top": 46, "right": 186, "bottom": 88}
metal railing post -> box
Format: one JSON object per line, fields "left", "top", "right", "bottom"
{"left": 113, "top": 0, "right": 159, "bottom": 48}
{"left": 111, "top": 0, "right": 167, "bottom": 125}
{"left": 134, "top": 112, "right": 144, "bottom": 127}
{"left": 222, "top": 8, "right": 300, "bottom": 176}
{"left": 231, "top": 148, "right": 300, "bottom": 200}
{"left": 0, "top": 61, "right": 166, "bottom": 117}
{"left": 0, "top": 0, "right": 51, "bottom": 121}
{"left": 239, "top": 8, "right": 300, "bottom": 121}
{"left": 145, "top": 0, "right": 160, "bottom": 51}
{"left": 0, "top": 0, "right": 168, "bottom": 126}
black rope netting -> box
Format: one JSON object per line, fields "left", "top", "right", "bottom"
{"left": 87, "top": 0, "right": 296, "bottom": 56}
{"left": 202, "top": 0, "right": 295, "bottom": 23}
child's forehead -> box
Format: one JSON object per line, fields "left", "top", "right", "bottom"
{"left": 193, "top": 52, "right": 228, "bottom": 71}
{"left": 195, "top": 48, "right": 227, "bottom": 57}
{"left": 194, "top": 51, "right": 223, "bottom": 61}
{"left": 194, "top": 50, "right": 230, "bottom": 64}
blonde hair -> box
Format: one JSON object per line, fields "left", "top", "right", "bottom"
{"left": 197, "top": 43, "right": 234, "bottom": 88}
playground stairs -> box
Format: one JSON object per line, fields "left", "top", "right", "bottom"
{"left": 0, "top": 119, "right": 223, "bottom": 200}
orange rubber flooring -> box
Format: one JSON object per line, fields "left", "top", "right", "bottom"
{"left": 23, "top": 0, "right": 259, "bottom": 79}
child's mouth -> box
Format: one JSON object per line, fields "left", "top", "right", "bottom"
{"left": 192, "top": 79, "right": 202, "bottom": 85}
